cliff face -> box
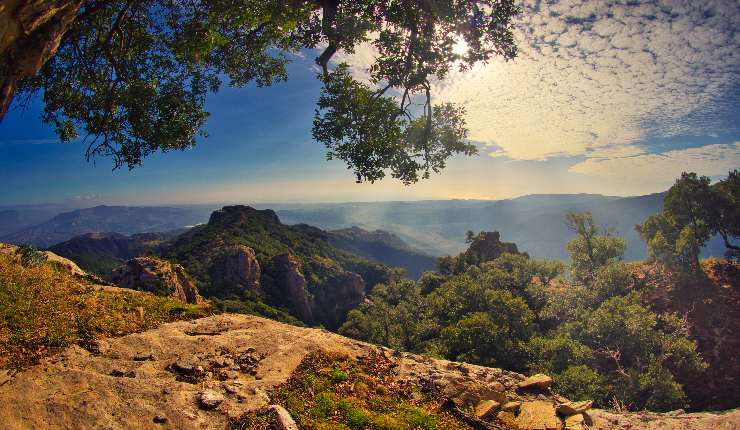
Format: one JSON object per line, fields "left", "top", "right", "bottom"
{"left": 265, "top": 252, "right": 366, "bottom": 329}
{"left": 208, "top": 245, "right": 262, "bottom": 298}
{"left": 0, "top": 313, "right": 737, "bottom": 430}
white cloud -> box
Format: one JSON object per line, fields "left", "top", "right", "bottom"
{"left": 569, "top": 142, "right": 740, "bottom": 182}
{"left": 336, "top": 0, "right": 740, "bottom": 163}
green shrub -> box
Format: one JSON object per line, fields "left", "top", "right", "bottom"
{"left": 329, "top": 368, "right": 349, "bottom": 384}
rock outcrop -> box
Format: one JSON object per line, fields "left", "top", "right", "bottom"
{"left": 208, "top": 245, "right": 261, "bottom": 297}
{"left": 266, "top": 253, "right": 366, "bottom": 328}
{"left": 0, "top": 242, "right": 88, "bottom": 277}
{"left": 464, "top": 231, "right": 525, "bottom": 265}
{"left": 0, "top": 314, "right": 737, "bottom": 430}
{"left": 312, "top": 270, "right": 366, "bottom": 329}
{"left": 112, "top": 257, "right": 204, "bottom": 305}
{"left": 267, "top": 253, "right": 314, "bottom": 322}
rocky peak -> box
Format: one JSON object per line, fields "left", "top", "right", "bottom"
{"left": 465, "top": 231, "right": 525, "bottom": 264}
{"left": 207, "top": 205, "right": 280, "bottom": 227}
{"left": 112, "top": 257, "right": 204, "bottom": 305}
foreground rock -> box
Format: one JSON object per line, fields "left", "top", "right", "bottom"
{"left": 0, "top": 314, "right": 738, "bottom": 429}
{"left": 517, "top": 373, "right": 553, "bottom": 390}
{"left": 112, "top": 257, "right": 205, "bottom": 305}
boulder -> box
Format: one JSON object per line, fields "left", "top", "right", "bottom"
{"left": 112, "top": 257, "right": 204, "bottom": 305}
{"left": 209, "top": 245, "right": 261, "bottom": 297}
{"left": 516, "top": 401, "right": 563, "bottom": 430}
{"left": 518, "top": 373, "right": 553, "bottom": 390}
{"left": 557, "top": 400, "right": 593, "bottom": 416}
{"left": 197, "top": 390, "right": 224, "bottom": 410}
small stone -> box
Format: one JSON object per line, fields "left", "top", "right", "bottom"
{"left": 517, "top": 373, "right": 553, "bottom": 390}
{"left": 557, "top": 400, "right": 593, "bottom": 416}
{"left": 268, "top": 404, "right": 299, "bottom": 430}
{"left": 564, "top": 413, "right": 585, "bottom": 430}
{"left": 474, "top": 399, "right": 501, "bottom": 420}
{"left": 490, "top": 381, "right": 505, "bottom": 392}
{"left": 133, "top": 352, "right": 155, "bottom": 361}
{"left": 197, "top": 390, "right": 224, "bottom": 409}
{"left": 173, "top": 356, "right": 201, "bottom": 375}
{"left": 211, "top": 357, "right": 233, "bottom": 368}
{"left": 110, "top": 368, "right": 135, "bottom": 378}
{"left": 153, "top": 415, "right": 167, "bottom": 424}
{"left": 223, "top": 383, "right": 240, "bottom": 394}
{"left": 501, "top": 401, "right": 522, "bottom": 413}
{"left": 219, "top": 370, "right": 238, "bottom": 380}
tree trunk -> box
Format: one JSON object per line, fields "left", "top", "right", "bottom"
{"left": 0, "top": 0, "right": 83, "bottom": 120}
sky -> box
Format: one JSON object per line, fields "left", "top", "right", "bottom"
{"left": 1, "top": 0, "right": 738, "bottom": 206}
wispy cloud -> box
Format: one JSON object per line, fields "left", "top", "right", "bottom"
{"left": 337, "top": 0, "right": 740, "bottom": 163}
{"left": 569, "top": 142, "right": 740, "bottom": 184}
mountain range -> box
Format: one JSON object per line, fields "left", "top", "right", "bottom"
{"left": 1, "top": 193, "right": 728, "bottom": 262}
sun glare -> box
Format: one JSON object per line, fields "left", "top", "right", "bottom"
{"left": 452, "top": 37, "right": 469, "bottom": 56}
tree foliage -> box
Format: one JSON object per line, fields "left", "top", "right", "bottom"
{"left": 13, "top": 0, "right": 520, "bottom": 182}
{"left": 637, "top": 171, "right": 739, "bottom": 273}
{"left": 339, "top": 212, "right": 707, "bottom": 412}
{"left": 565, "top": 211, "right": 626, "bottom": 285}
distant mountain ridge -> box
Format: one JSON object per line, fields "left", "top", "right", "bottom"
{"left": 1, "top": 193, "right": 728, "bottom": 261}
{"left": 326, "top": 227, "right": 436, "bottom": 278}
{"left": 275, "top": 192, "right": 727, "bottom": 260}
{"left": 1, "top": 205, "right": 214, "bottom": 247}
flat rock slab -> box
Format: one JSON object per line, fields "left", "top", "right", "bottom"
{"left": 516, "top": 400, "right": 562, "bottom": 430}
{"left": 518, "top": 373, "right": 553, "bottom": 390}
{"left": 557, "top": 400, "right": 593, "bottom": 415}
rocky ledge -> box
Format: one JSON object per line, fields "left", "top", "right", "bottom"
{"left": 0, "top": 314, "right": 737, "bottom": 429}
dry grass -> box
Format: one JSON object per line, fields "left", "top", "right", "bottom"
{"left": 0, "top": 252, "right": 209, "bottom": 368}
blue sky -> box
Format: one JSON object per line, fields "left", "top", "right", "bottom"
{"left": 1, "top": 0, "right": 738, "bottom": 206}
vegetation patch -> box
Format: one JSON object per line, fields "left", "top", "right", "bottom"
{"left": 232, "top": 351, "right": 478, "bottom": 430}
{"left": 0, "top": 252, "right": 209, "bottom": 368}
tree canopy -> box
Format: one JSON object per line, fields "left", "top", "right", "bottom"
{"left": 3, "top": 0, "right": 520, "bottom": 183}
{"left": 637, "top": 171, "right": 739, "bottom": 273}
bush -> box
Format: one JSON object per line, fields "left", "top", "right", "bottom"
{"left": 554, "top": 365, "right": 607, "bottom": 405}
